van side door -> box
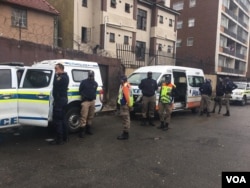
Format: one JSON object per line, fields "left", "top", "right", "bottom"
{"left": 0, "top": 67, "right": 19, "bottom": 128}
{"left": 18, "top": 68, "right": 54, "bottom": 127}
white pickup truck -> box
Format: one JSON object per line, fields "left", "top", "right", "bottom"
{"left": 230, "top": 82, "right": 250, "bottom": 106}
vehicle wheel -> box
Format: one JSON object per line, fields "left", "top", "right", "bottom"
{"left": 65, "top": 107, "right": 81, "bottom": 133}
{"left": 241, "top": 96, "right": 247, "bottom": 106}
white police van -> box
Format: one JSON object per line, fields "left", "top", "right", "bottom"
{"left": 230, "top": 82, "right": 250, "bottom": 106}
{"left": 0, "top": 59, "right": 103, "bottom": 132}
{"left": 128, "top": 65, "right": 205, "bottom": 115}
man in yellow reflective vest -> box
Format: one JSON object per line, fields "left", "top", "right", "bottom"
{"left": 158, "top": 75, "right": 176, "bottom": 131}
{"left": 117, "top": 75, "right": 134, "bottom": 140}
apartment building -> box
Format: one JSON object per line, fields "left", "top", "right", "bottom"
{"left": 171, "top": 0, "right": 250, "bottom": 78}
{"left": 0, "top": 0, "right": 59, "bottom": 47}
{"left": 46, "top": 0, "right": 179, "bottom": 69}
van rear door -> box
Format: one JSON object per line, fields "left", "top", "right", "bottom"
{"left": 0, "top": 67, "right": 19, "bottom": 128}
{"left": 18, "top": 68, "right": 54, "bottom": 127}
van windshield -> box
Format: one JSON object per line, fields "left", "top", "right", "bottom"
{"left": 128, "top": 72, "right": 161, "bottom": 85}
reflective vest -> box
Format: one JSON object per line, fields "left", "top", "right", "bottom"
{"left": 117, "top": 82, "right": 134, "bottom": 107}
{"left": 160, "top": 83, "right": 174, "bottom": 104}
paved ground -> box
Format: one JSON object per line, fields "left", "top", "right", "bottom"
{"left": 0, "top": 104, "right": 250, "bottom": 188}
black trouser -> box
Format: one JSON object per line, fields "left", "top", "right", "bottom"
{"left": 53, "top": 97, "right": 68, "bottom": 141}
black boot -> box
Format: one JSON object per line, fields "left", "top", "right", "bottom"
{"left": 211, "top": 109, "right": 215, "bottom": 113}
{"left": 85, "top": 125, "right": 93, "bottom": 135}
{"left": 49, "top": 135, "right": 64, "bottom": 145}
{"left": 141, "top": 118, "right": 147, "bottom": 126}
{"left": 157, "top": 121, "right": 164, "bottom": 129}
{"left": 223, "top": 111, "right": 230, "bottom": 116}
{"left": 79, "top": 127, "right": 85, "bottom": 138}
{"left": 207, "top": 111, "right": 210, "bottom": 117}
{"left": 162, "top": 123, "right": 169, "bottom": 131}
{"left": 200, "top": 111, "right": 203, "bottom": 116}
{"left": 148, "top": 117, "right": 155, "bottom": 126}
{"left": 117, "top": 131, "right": 129, "bottom": 140}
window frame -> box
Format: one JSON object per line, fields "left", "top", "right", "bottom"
{"left": 189, "top": 0, "right": 196, "bottom": 8}
{"left": 137, "top": 9, "right": 147, "bottom": 31}
{"left": 124, "top": 35, "right": 129, "bottom": 45}
{"left": 135, "top": 41, "right": 146, "bottom": 60}
{"left": 109, "top": 33, "right": 115, "bottom": 43}
{"left": 11, "top": 8, "right": 27, "bottom": 28}
{"left": 125, "top": 3, "right": 130, "bottom": 13}
{"left": 188, "top": 18, "right": 195, "bottom": 27}
{"left": 187, "top": 37, "right": 194, "bottom": 46}
{"left": 82, "top": 0, "right": 87, "bottom": 7}
{"left": 111, "top": 0, "right": 117, "bottom": 8}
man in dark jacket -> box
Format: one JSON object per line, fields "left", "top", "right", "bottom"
{"left": 199, "top": 79, "right": 212, "bottom": 117}
{"left": 223, "top": 77, "right": 237, "bottom": 116}
{"left": 51, "top": 63, "right": 69, "bottom": 145}
{"left": 211, "top": 78, "right": 224, "bottom": 114}
{"left": 79, "top": 71, "right": 98, "bottom": 138}
{"left": 139, "top": 71, "right": 158, "bottom": 126}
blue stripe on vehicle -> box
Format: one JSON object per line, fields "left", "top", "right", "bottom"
{"left": 19, "top": 116, "right": 48, "bottom": 120}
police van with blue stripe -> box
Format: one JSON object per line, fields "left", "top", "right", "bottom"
{"left": 0, "top": 60, "right": 104, "bottom": 132}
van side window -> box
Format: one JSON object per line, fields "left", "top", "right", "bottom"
{"left": 23, "top": 70, "right": 52, "bottom": 88}
{"left": 72, "top": 69, "right": 89, "bottom": 82}
{"left": 188, "top": 76, "right": 204, "bottom": 87}
{"left": 0, "top": 69, "right": 11, "bottom": 89}
{"left": 159, "top": 74, "right": 171, "bottom": 85}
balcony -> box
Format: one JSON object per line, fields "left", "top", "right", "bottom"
{"left": 223, "top": 28, "right": 237, "bottom": 38}
{"left": 235, "top": 53, "right": 246, "bottom": 60}
{"left": 225, "top": 8, "right": 238, "bottom": 20}
{"left": 219, "top": 66, "right": 244, "bottom": 75}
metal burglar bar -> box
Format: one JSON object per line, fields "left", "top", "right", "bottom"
{"left": 116, "top": 44, "right": 175, "bottom": 68}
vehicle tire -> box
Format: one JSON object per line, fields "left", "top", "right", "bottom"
{"left": 65, "top": 107, "right": 81, "bottom": 133}
{"left": 241, "top": 96, "right": 247, "bottom": 106}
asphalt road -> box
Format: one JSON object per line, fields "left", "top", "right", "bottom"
{"left": 0, "top": 104, "right": 250, "bottom": 188}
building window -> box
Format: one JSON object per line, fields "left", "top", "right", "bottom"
{"left": 11, "top": 8, "right": 27, "bottom": 28}
{"left": 189, "top": 0, "right": 196, "bottom": 8}
{"left": 124, "top": 36, "right": 129, "bottom": 45}
{"left": 137, "top": 9, "right": 147, "bottom": 30}
{"left": 176, "top": 21, "right": 183, "bottom": 29}
{"left": 158, "top": 44, "right": 162, "bottom": 51}
{"left": 167, "top": 45, "right": 172, "bottom": 53}
{"left": 188, "top": 18, "right": 195, "bottom": 27}
{"left": 169, "top": 19, "right": 173, "bottom": 27}
{"left": 187, "top": 37, "right": 194, "bottom": 46}
{"left": 82, "top": 0, "right": 87, "bottom": 7}
{"left": 111, "top": 0, "right": 117, "bottom": 8}
{"left": 176, "top": 39, "right": 182, "bottom": 47}
{"left": 173, "top": 1, "right": 184, "bottom": 11}
{"left": 81, "top": 27, "right": 91, "bottom": 43}
{"left": 110, "top": 33, "right": 115, "bottom": 42}
{"left": 136, "top": 41, "right": 146, "bottom": 60}
{"left": 125, "top": 3, "right": 130, "bottom": 13}
{"left": 159, "top": 16, "right": 164, "bottom": 24}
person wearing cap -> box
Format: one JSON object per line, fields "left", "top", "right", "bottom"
{"left": 139, "top": 71, "right": 158, "bottom": 126}
{"left": 79, "top": 70, "right": 98, "bottom": 138}
{"left": 211, "top": 78, "right": 224, "bottom": 114}
{"left": 158, "top": 75, "right": 176, "bottom": 131}
{"left": 117, "top": 75, "right": 134, "bottom": 140}
{"left": 223, "top": 77, "right": 237, "bottom": 116}
{"left": 50, "top": 63, "right": 69, "bottom": 145}
{"left": 199, "top": 78, "right": 212, "bottom": 117}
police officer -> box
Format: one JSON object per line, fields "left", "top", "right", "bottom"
{"left": 117, "top": 75, "right": 133, "bottom": 140}
{"left": 199, "top": 79, "right": 212, "bottom": 117}
{"left": 223, "top": 77, "right": 237, "bottom": 116}
{"left": 50, "top": 63, "right": 69, "bottom": 145}
{"left": 139, "top": 71, "right": 158, "bottom": 126}
{"left": 158, "top": 75, "right": 176, "bottom": 131}
{"left": 211, "top": 78, "right": 224, "bottom": 114}
{"left": 79, "top": 70, "right": 98, "bottom": 138}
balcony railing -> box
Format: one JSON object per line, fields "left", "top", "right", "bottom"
{"left": 220, "top": 66, "right": 244, "bottom": 75}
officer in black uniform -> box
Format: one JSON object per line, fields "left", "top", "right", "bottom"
{"left": 50, "top": 63, "right": 69, "bottom": 145}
